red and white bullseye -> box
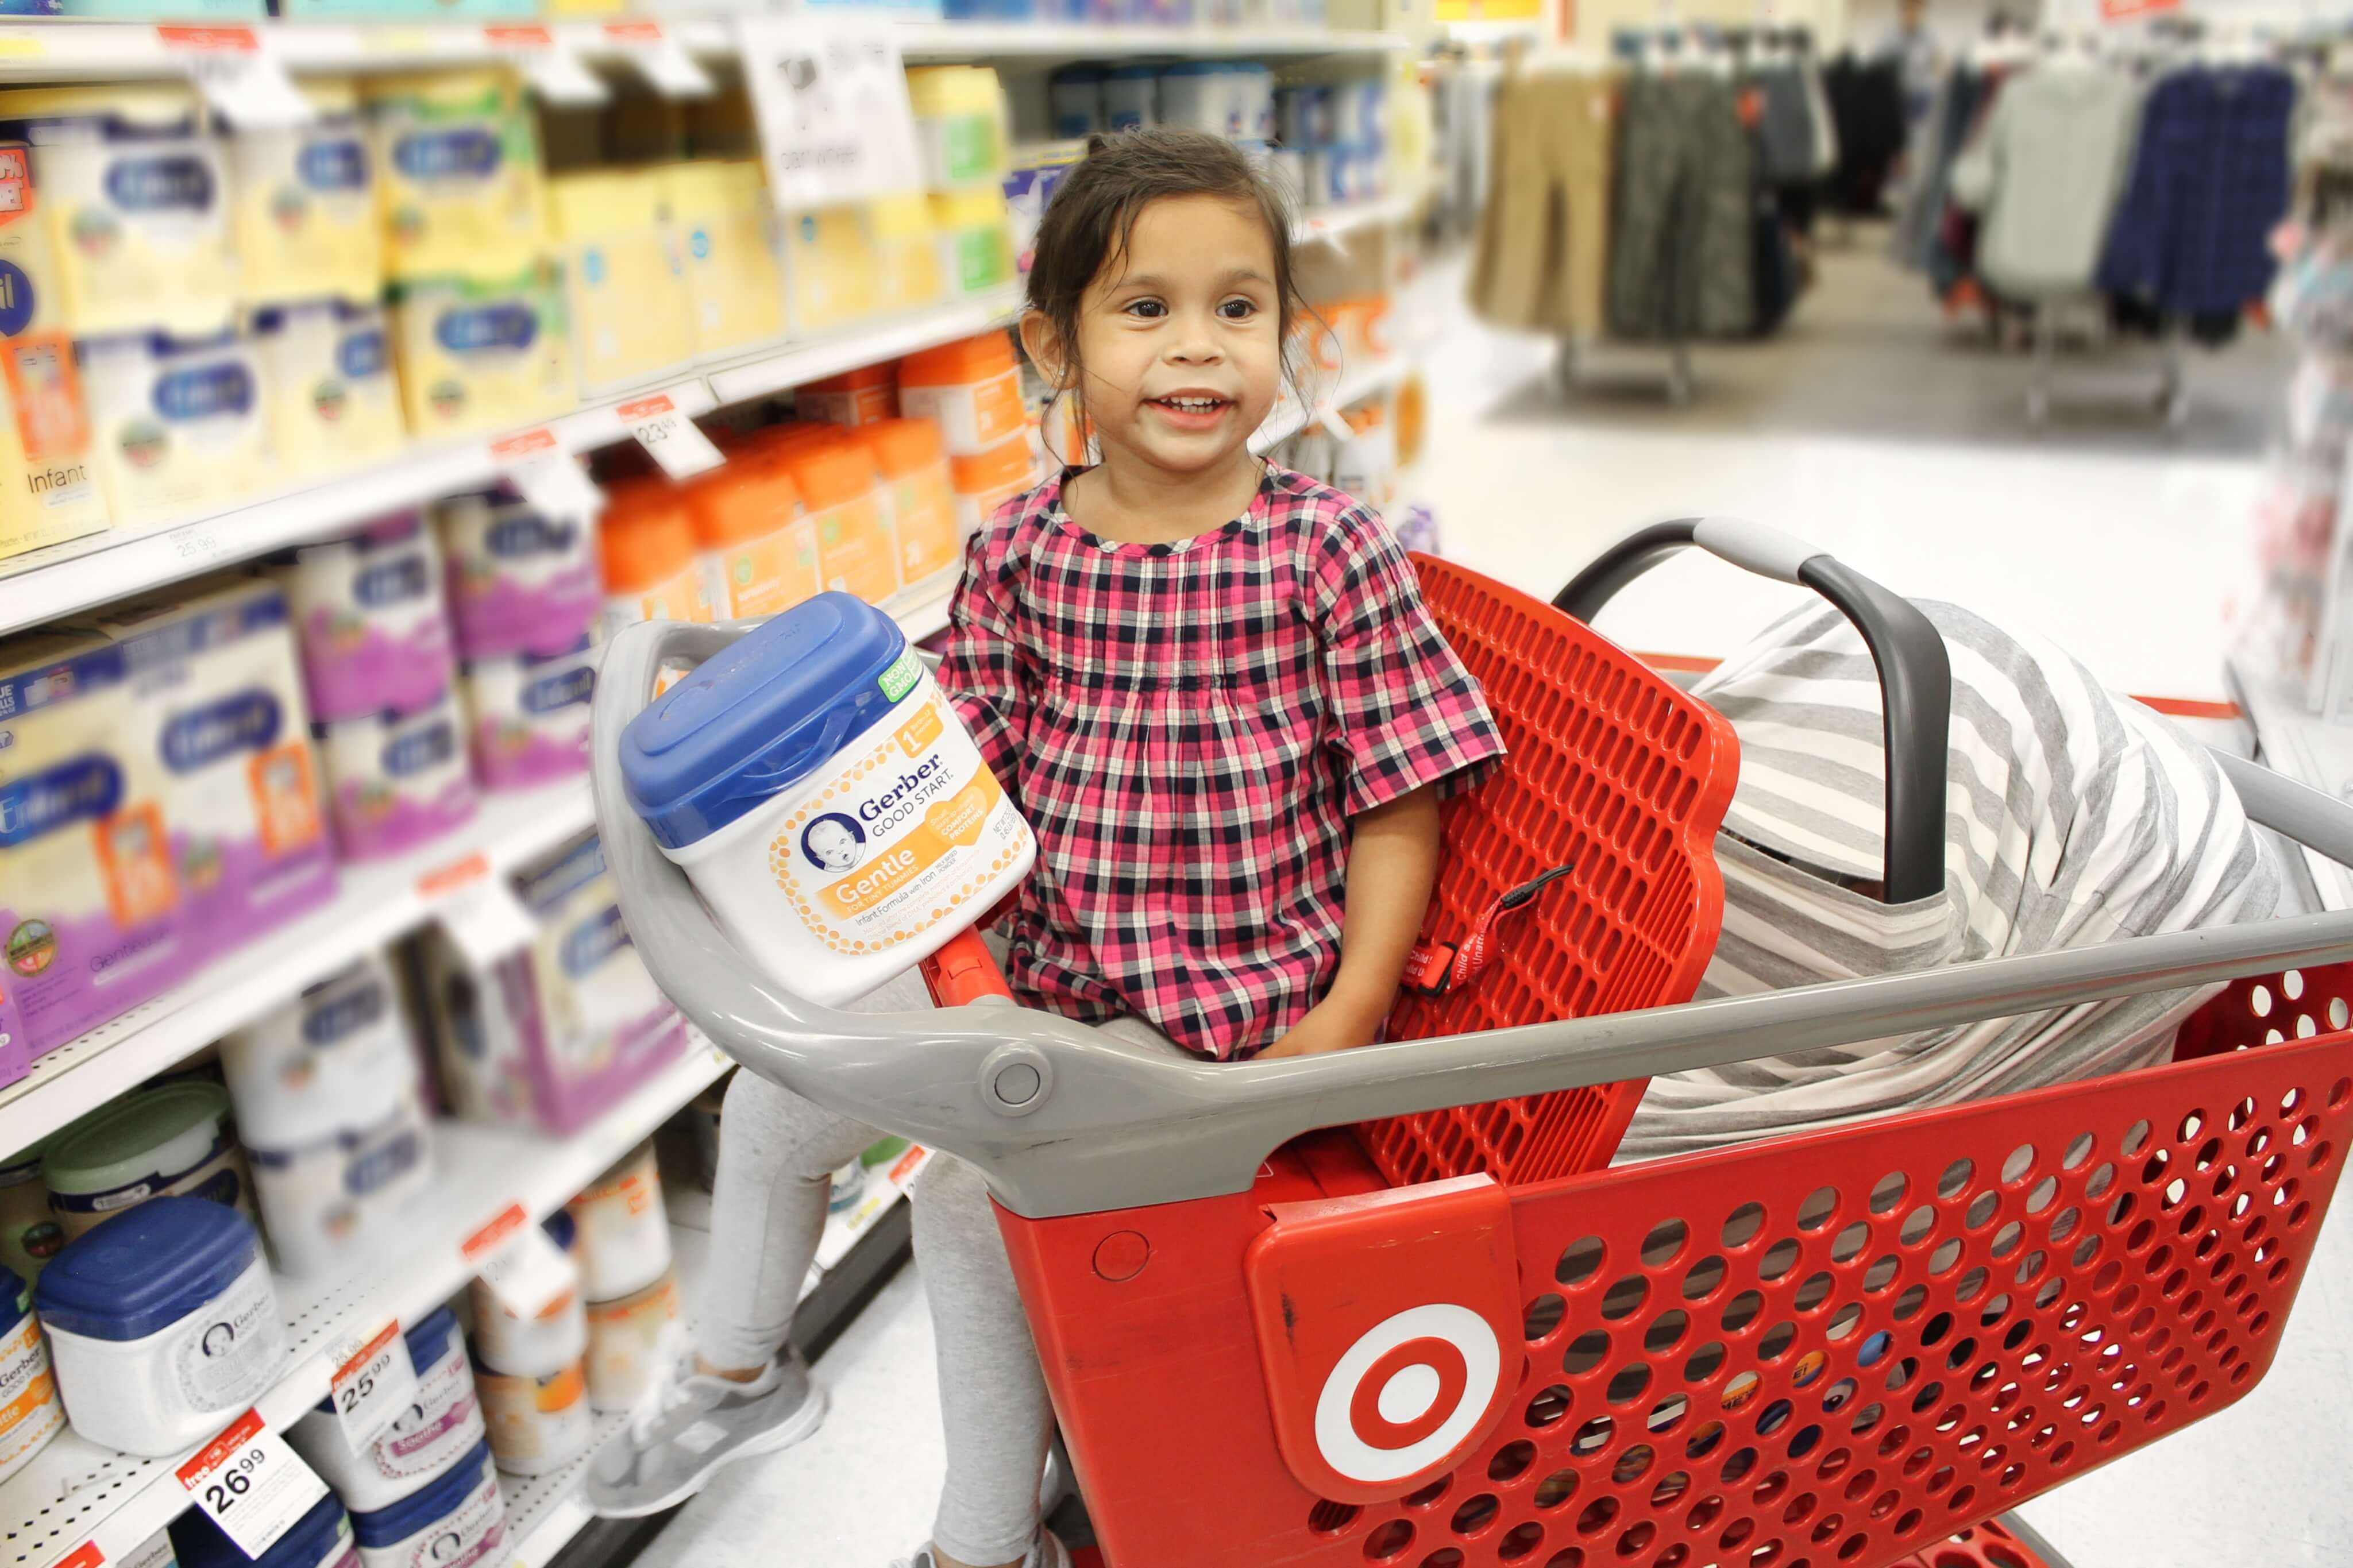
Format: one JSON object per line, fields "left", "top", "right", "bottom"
{"left": 1313, "top": 1304, "right": 1501, "bottom": 1484}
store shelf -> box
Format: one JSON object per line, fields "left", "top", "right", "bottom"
{"left": 2229, "top": 654, "right": 2353, "bottom": 910}
{"left": 1293, "top": 193, "right": 1418, "bottom": 246}
{"left": 7, "top": 1041, "right": 729, "bottom": 1568}
{"left": 1253, "top": 353, "right": 1405, "bottom": 452}
{"left": 0, "top": 289, "right": 1020, "bottom": 639}
{"left": 0, "top": 17, "right": 1403, "bottom": 80}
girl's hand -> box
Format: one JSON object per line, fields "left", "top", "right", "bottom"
{"left": 1259, "top": 990, "right": 1389, "bottom": 1058}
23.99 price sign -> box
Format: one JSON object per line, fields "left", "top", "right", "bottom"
{"left": 175, "top": 1410, "right": 329, "bottom": 1558}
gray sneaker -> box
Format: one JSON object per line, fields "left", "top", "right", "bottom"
{"left": 584, "top": 1339, "right": 829, "bottom": 1518}
{"left": 890, "top": 1530, "right": 1071, "bottom": 1568}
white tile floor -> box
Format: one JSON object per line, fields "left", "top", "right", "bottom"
{"left": 631, "top": 249, "right": 2347, "bottom": 1567}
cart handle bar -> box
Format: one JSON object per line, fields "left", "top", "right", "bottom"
{"left": 592, "top": 632, "right": 2353, "bottom": 1222}
{"left": 1556, "top": 517, "right": 1951, "bottom": 905}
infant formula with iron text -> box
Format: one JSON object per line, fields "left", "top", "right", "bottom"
{"left": 619, "top": 592, "right": 1033, "bottom": 1006}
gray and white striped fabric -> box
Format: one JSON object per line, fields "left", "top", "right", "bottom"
{"left": 1615, "top": 599, "right": 2280, "bottom": 1163}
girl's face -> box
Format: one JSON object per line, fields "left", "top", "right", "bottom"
{"left": 1062, "top": 194, "right": 1283, "bottom": 479}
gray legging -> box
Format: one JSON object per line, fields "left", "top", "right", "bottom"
{"left": 697, "top": 968, "right": 1176, "bottom": 1566}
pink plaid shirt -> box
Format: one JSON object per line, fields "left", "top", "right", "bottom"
{"left": 939, "top": 464, "right": 1505, "bottom": 1060}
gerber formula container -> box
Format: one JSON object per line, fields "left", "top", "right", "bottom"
{"left": 618, "top": 592, "right": 1033, "bottom": 1006}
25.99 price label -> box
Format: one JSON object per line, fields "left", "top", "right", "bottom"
{"left": 328, "top": 1320, "right": 421, "bottom": 1453}
{"left": 175, "top": 1410, "right": 329, "bottom": 1559}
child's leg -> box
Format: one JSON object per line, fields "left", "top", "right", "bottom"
{"left": 913, "top": 1153, "right": 1055, "bottom": 1568}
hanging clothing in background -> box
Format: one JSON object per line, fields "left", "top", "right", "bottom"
{"left": 1750, "top": 180, "right": 1801, "bottom": 333}
{"left": 1949, "top": 65, "right": 2142, "bottom": 299}
{"left": 1823, "top": 54, "right": 1907, "bottom": 214}
{"left": 1608, "top": 73, "right": 1754, "bottom": 340}
{"left": 1432, "top": 60, "right": 1496, "bottom": 240}
{"left": 1469, "top": 67, "right": 1618, "bottom": 337}
{"left": 2097, "top": 64, "right": 2296, "bottom": 319}
{"left": 1753, "top": 63, "right": 1819, "bottom": 184}
{"left": 1887, "top": 63, "right": 1986, "bottom": 273}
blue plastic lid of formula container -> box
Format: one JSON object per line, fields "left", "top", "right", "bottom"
{"left": 308, "top": 1303, "right": 464, "bottom": 1416}
{"left": 173, "top": 1490, "right": 350, "bottom": 1568}
{"left": 34, "top": 1196, "right": 263, "bottom": 1341}
{"left": 349, "top": 1439, "right": 495, "bottom": 1548}
{"left": 619, "top": 592, "right": 912, "bottom": 851}
{"left": 0, "top": 1265, "right": 25, "bottom": 1338}
{"left": 543, "top": 1208, "right": 576, "bottom": 1251}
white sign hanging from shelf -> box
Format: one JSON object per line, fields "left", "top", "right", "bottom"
{"left": 738, "top": 15, "right": 922, "bottom": 210}
{"left": 160, "top": 26, "right": 314, "bottom": 128}
{"left": 486, "top": 25, "right": 609, "bottom": 107}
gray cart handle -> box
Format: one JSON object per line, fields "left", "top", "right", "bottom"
{"left": 1557, "top": 517, "right": 1951, "bottom": 904}
{"left": 591, "top": 608, "right": 2353, "bottom": 1222}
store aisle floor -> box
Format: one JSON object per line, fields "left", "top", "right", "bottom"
{"left": 637, "top": 245, "right": 2337, "bottom": 1568}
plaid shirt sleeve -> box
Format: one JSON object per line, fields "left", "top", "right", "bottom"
{"left": 1311, "top": 504, "right": 1506, "bottom": 816}
{"left": 938, "top": 511, "right": 1032, "bottom": 803}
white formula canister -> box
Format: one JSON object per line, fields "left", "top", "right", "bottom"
{"left": 618, "top": 593, "right": 1035, "bottom": 1008}
{"left": 473, "top": 1356, "right": 589, "bottom": 1477}
{"left": 466, "top": 1211, "right": 586, "bottom": 1378}
{"left": 287, "top": 1307, "right": 484, "bottom": 1510}
{"left": 348, "top": 1438, "right": 506, "bottom": 1568}
{"left": 0, "top": 1265, "right": 64, "bottom": 1485}
{"left": 565, "top": 1142, "right": 669, "bottom": 1304}
{"left": 582, "top": 1269, "right": 678, "bottom": 1413}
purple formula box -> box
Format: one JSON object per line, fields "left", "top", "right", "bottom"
{"left": 313, "top": 688, "right": 479, "bottom": 863}
{"left": 277, "top": 511, "right": 457, "bottom": 722}
{"left": 434, "top": 488, "right": 600, "bottom": 661}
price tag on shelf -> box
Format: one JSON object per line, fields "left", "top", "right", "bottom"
{"left": 326, "top": 1321, "right": 420, "bottom": 1453}
{"left": 738, "top": 15, "right": 920, "bottom": 209}
{"left": 175, "top": 1411, "right": 329, "bottom": 1560}
{"left": 619, "top": 393, "right": 725, "bottom": 480}
{"left": 464, "top": 1204, "right": 572, "bottom": 1319}
{"left": 433, "top": 874, "right": 537, "bottom": 968}
{"left": 490, "top": 428, "right": 605, "bottom": 523}
{"left": 603, "top": 21, "right": 713, "bottom": 99}
{"left": 57, "top": 1546, "right": 102, "bottom": 1568}
{"left": 158, "top": 27, "right": 314, "bottom": 129}
{"left": 487, "top": 24, "right": 609, "bottom": 106}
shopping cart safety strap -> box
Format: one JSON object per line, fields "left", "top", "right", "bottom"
{"left": 1403, "top": 864, "right": 1576, "bottom": 999}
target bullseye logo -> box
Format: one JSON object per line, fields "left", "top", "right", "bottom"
{"left": 1313, "top": 1304, "right": 1502, "bottom": 1484}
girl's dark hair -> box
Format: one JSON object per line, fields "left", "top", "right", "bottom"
{"left": 1024, "top": 128, "right": 1305, "bottom": 412}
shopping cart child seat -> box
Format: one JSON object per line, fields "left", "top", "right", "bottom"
{"left": 589, "top": 521, "right": 2353, "bottom": 1568}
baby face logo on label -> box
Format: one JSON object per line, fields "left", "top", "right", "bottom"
{"left": 801, "top": 813, "right": 865, "bottom": 874}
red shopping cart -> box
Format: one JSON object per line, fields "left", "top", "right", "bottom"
{"left": 591, "top": 520, "right": 2353, "bottom": 1568}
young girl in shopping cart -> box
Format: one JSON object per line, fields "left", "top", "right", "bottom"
{"left": 587, "top": 130, "right": 1506, "bottom": 1568}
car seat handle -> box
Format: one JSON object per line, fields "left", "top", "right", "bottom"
{"left": 1553, "top": 518, "right": 1951, "bottom": 905}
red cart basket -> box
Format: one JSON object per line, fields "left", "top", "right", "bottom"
{"left": 592, "top": 520, "right": 2353, "bottom": 1568}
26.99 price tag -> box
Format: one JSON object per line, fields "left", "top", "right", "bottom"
{"left": 327, "top": 1321, "right": 420, "bottom": 1453}
{"left": 619, "top": 393, "right": 725, "bottom": 480}
{"left": 176, "top": 1411, "right": 329, "bottom": 1559}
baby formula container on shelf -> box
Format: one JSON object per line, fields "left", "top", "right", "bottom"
{"left": 276, "top": 512, "right": 456, "bottom": 721}
{"left": 252, "top": 300, "right": 404, "bottom": 480}
{"left": 619, "top": 593, "right": 1036, "bottom": 1006}
{"left": 549, "top": 169, "right": 694, "bottom": 397}
{"left": 472, "top": 1355, "right": 588, "bottom": 1477}
{"left": 0, "top": 86, "right": 233, "bottom": 338}
{"left": 221, "top": 952, "right": 419, "bottom": 1151}
{"left": 868, "top": 193, "right": 944, "bottom": 315}
{"left": 388, "top": 259, "right": 573, "bottom": 439}
{"left": 0, "top": 1150, "right": 60, "bottom": 1281}
{"left": 581, "top": 1268, "right": 677, "bottom": 1411}
{"left": 314, "top": 688, "right": 478, "bottom": 862}
{"left": 81, "top": 580, "right": 337, "bottom": 962}
{"left": 778, "top": 206, "right": 878, "bottom": 337}
{"left": 0, "top": 634, "right": 183, "bottom": 1063}
{"left": 599, "top": 480, "right": 712, "bottom": 642}
{"left": 172, "top": 1493, "right": 356, "bottom": 1568}
{"left": 468, "top": 1211, "right": 587, "bottom": 1378}
{"left": 33, "top": 1196, "right": 283, "bottom": 1457}
{"left": 1154, "top": 63, "right": 1224, "bottom": 135}
{"left": 799, "top": 363, "right": 898, "bottom": 428}
{"left": 364, "top": 71, "right": 547, "bottom": 280}
{"left": 225, "top": 79, "right": 380, "bottom": 309}
{"left": 852, "top": 418, "right": 959, "bottom": 588}
{"left": 905, "top": 67, "right": 1008, "bottom": 192}
{"left": 1103, "top": 65, "right": 1159, "bottom": 132}
{"left": 897, "top": 331, "right": 1023, "bottom": 457}
{"left": 0, "top": 132, "right": 107, "bottom": 562}
{"left": 1048, "top": 65, "right": 1105, "bottom": 138}
{"left": 1002, "top": 142, "right": 1082, "bottom": 277}
{"left": 461, "top": 634, "right": 596, "bottom": 790}
{"left": 778, "top": 437, "right": 898, "bottom": 605}
{"left": 288, "top": 1307, "right": 484, "bottom": 1508}
{"left": 44, "top": 1080, "right": 255, "bottom": 1242}
{"left": 685, "top": 461, "right": 816, "bottom": 621}
{"left": 436, "top": 488, "right": 598, "bottom": 660}
{"left": 247, "top": 1091, "right": 431, "bottom": 1277}
{"left": 79, "top": 328, "right": 268, "bottom": 527}
{"left": 348, "top": 1439, "right": 506, "bottom": 1568}
{"left": 565, "top": 1142, "right": 669, "bottom": 1302}
{"left": 664, "top": 160, "right": 786, "bottom": 359}
{"left": 0, "top": 1265, "right": 65, "bottom": 1485}
{"left": 950, "top": 432, "right": 1037, "bottom": 538}
{"left": 928, "top": 190, "right": 1013, "bottom": 298}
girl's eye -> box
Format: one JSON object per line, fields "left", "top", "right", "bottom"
{"left": 1218, "top": 299, "right": 1258, "bottom": 320}
{"left": 1124, "top": 299, "right": 1167, "bottom": 319}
